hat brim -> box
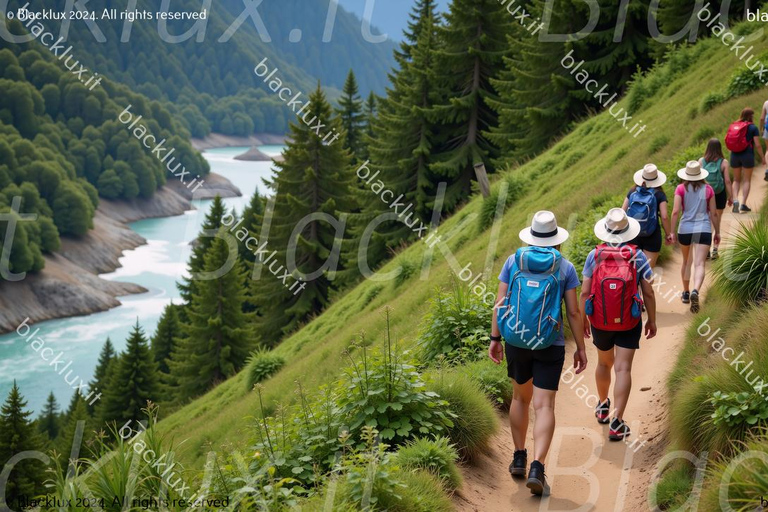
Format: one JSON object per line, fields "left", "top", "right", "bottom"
{"left": 593, "top": 216, "right": 642, "bottom": 244}
{"left": 634, "top": 169, "right": 667, "bottom": 188}
{"left": 519, "top": 227, "right": 570, "bottom": 247}
{"left": 677, "top": 168, "right": 709, "bottom": 181}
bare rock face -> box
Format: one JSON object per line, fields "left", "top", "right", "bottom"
{"left": 166, "top": 172, "right": 242, "bottom": 200}
{"left": 0, "top": 173, "right": 238, "bottom": 334}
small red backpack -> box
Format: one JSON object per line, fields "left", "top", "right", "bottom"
{"left": 586, "top": 244, "right": 643, "bottom": 331}
{"left": 725, "top": 121, "right": 752, "bottom": 153}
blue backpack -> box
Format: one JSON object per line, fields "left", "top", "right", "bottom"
{"left": 496, "top": 247, "right": 563, "bottom": 350}
{"left": 627, "top": 187, "right": 658, "bottom": 237}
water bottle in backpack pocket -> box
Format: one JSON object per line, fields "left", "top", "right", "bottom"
{"left": 497, "top": 247, "right": 563, "bottom": 350}
{"left": 627, "top": 187, "right": 658, "bottom": 237}
{"left": 585, "top": 244, "right": 643, "bottom": 332}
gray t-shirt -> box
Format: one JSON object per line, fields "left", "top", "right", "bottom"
{"left": 675, "top": 183, "right": 714, "bottom": 234}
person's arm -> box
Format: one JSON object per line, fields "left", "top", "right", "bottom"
{"left": 670, "top": 193, "right": 683, "bottom": 244}
{"left": 579, "top": 276, "right": 592, "bottom": 339}
{"left": 659, "top": 200, "right": 672, "bottom": 244}
{"left": 622, "top": 197, "right": 629, "bottom": 211}
{"left": 639, "top": 278, "right": 657, "bottom": 339}
{"left": 753, "top": 134, "right": 764, "bottom": 163}
{"left": 723, "top": 160, "right": 733, "bottom": 206}
{"left": 761, "top": 104, "right": 766, "bottom": 134}
{"left": 564, "top": 288, "right": 587, "bottom": 374}
{"left": 489, "top": 281, "right": 508, "bottom": 364}
{"left": 708, "top": 193, "right": 721, "bottom": 245}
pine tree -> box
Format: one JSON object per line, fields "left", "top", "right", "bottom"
{"left": 428, "top": 0, "right": 513, "bottom": 212}
{"left": 255, "top": 85, "right": 357, "bottom": 341}
{"left": 343, "top": 2, "right": 444, "bottom": 277}
{"left": 0, "top": 382, "right": 45, "bottom": 508}
{"left": 488, "top": 0, "right": 578, "bottom": 161}
{"left": 657, "top": 0, "right": 746, "bottom": 44}
{"left": 359, "top": 92, "right": 378, "bottom": 162}
{"left": 151, "top": 303, "right": 181, "bottom": 375}
{"left": 55, "top": 394, "right": 95, "bottom": 464}
{"left": 238, "top": 190, "right": 265, "bottom": 314}
{"left": 87, "top": 338, "right": 115, "bottom": 415}
{"left": 178, "top": 196, "right": 227, "bottom": 303}
{"left": 170, "top": 235, "right": 256, "bottom": 401}
{"left": 38, "top": 392, "right": 59, "bottom": 441}
{"left": 99, "top": 322, "right": 159, "bottom": 428}
{"left": 336, "top": 70, "right": 365, "bottom": 161}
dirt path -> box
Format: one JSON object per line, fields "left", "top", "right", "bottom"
{"left": 455, "top": 167, "right": 767, "bottom": 512}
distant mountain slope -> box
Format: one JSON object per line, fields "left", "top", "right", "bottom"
{"left": 336, "top": 0, "right": 450, "bottom": 41}
{"left": 6, "top": 0, "right": 395, "bottom": 136}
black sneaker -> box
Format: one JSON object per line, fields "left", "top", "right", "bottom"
{"left": 681, "top": 291, "right": 690, "bottom": 304}
{"left": 690, "top": 289, "right": 700, "bottom": 314}
{"left": 509, "top": 449, "right": 527, "bottom": 478}
{"left": 526, "top": 460, "right": 550, "bottom": 496}
{"left": 764, "top": 172, "right": 768, "bottom": 182}
{"left": 595, "top": 398, "right": 610, "bottom": 424}
{"left": 711, "top": 248, "right": 719, "bottom": 260}
{"left": 732, "top": 201, "right": 740, "bottom": 213}
{"left": 740, "top": 204, "right": 752, "bottom": 213}
{"left": 609, "top": 418, "right": 631, "bottom": 441}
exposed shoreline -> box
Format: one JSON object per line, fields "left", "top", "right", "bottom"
{"left": 190, "top": 132, "right": 286, "bottom": 151}
{"left": 0, "top": 169, "right": 242, "bottom": 335}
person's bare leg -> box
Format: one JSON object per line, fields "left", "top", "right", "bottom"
{"left": 693, "top": 243, "right": 709, "bottom": 291}
{"left": 510, "top": 380, "right": 533, "bottom": 451}
{"left": 732, "top": 167, "right": 742, "bottom": 204}
{"left": 595, "top": 347, "right": 615, "bottom": 403}
{"left": 742, "top": 167, "right": 754, "bottom": 206}
{"left": 680, "top": 243, "right": 692, "bottom": 292}
{"left": 713, "top": 210, "right": 723, "bottom": 249}
{"left": 643, "top": 250, "right": 659, "bottom": 269}
{"left": 532, "top": 386, "right": 557, "bottom": 463}
{"left": 612, "top": 347, "right": 637, "bottom": 421}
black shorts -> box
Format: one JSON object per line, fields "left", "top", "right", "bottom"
{"left": 714, "top": 188, "right": 727, "bottom": 210}
{"left": 730, "top": 150, "right": 755, "bottom": 168}
{"left": 629, "top": 225, "right": 662, "bottom": 253}
{"left": 677, "top": 232, "right": 713, "bottom": 246}
{"left": 505, "top": 344, "right": 566, "bottom": 391}
{"left": 592, "top": 321, "right": 642, "bottom": 351}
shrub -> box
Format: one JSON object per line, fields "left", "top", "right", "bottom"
{"left": 245, "top": 349, "right": 285, "bottom": 390}
{"left": 712, "top": 218, "right": 768, "bottom": 305}
{"left": 425, "top": 371, "right": 498, "bottom": 460}
{"left": 726, "top": 63, "right": 767, "bottom": 98}
{"left": 418, "top": 278, "right": 492, "bottom": 364}
{"left": 692, "top": 126, "right": 715, "bottom": 144}
{"left": 362, "top": 284, "right": 384, "bottom": 306}
{"left": 626, "top": 73, "right": 648, "bottom": 115}
{"left": 478, "top": 173, "right": 528, "bottom": 230}
{"left": 376, "top": 469, "right": 454, "bottom": 511}
{"left": 337, "top": 313, "right": 455, "bottom": 446}
{"left": 709, "top": 390, "right": 768, "bottom": 428}
{"left": 459, "top": 358, "right": 513, "bottom": 407}
{"left": 396, "top": 437, "right": 462, "bottom": 491}
{"left": 395, "top": 259, "right": 417, "bottom": 287}
{"left": 649, "top": 134, "right": 670, "bottom": 155}
{"left": 700, "top": 91, "right": 725, "bottom": 113}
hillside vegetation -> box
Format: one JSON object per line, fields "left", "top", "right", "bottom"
{"left": 156, "top": 19, "right": 768, "bottom": 478}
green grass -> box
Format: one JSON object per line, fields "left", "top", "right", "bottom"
{"left": 650, "top": 464, "right": 694, "bottom": 510}
{"left": 396, "top": 437, "right": 463, "bottom": 491}
{"left": 154, "top": 23, "right": 768, "bottom": 477}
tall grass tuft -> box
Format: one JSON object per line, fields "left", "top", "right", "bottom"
{"left": 245, "top": 349, "right": 286, "bottom": 390}
{"left": 712, "top": 218, "right": 768, "bottom": 306}
{"left": 425, "top": 371, "right": 499, "bottom": 461}
{"left": 459, "top": 358, "right": 513, "bottom": 408}
{"left": 396, "top": 437, "right": 462, "bottom": 491}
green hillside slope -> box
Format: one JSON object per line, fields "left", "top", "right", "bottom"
{"left": 157, "top": 22, "right": 768, "bottom": 471}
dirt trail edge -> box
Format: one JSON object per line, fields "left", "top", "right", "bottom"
{"left": 455, "top": 168, "right": 767, "bottom": 512}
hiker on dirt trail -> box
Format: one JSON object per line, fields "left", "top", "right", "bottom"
{"left": 670, "top": 161, "right": 720, "bottom": 314}
{"left": 759, "top": 99, "right": 768, "bottom": 182}
{"left": 489, "top": 210, "right": 588, "bottom": 497}
{"left": 699, "top": 138, "right": 733, "bottom": 260}
{"left": 580, "top": 208, "right": 657, "bottom": 443}
{"left": 622, "top": 163, "right": 672, "bottom": 268}
{"left": 725, "top": 107, "right": 764, "bottom": 213}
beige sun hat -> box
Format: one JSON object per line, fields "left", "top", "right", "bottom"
{"left": 677, "top": 160, "right": 709, "bottom": 182}
{"left": 519, "top": 210, "right": 570, "bottom": 247}
{"left": 633, "top": 163, "right": 667, "bottom": 188}
{"left": 593, "top": 208, "right": 641, "bottom": 244}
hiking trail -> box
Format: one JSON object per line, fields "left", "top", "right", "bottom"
{"left": 454, "top": 166, "right": 767, "bottom": 512}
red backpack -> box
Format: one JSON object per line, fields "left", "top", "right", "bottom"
{"left": 725, "top": 121, "right": 752, "bottom": 153}
{"left": 586, "top": 244, "right": 643, "bottom": 331}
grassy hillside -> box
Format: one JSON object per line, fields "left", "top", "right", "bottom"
{"left": 157, "top": 23, "right": 768, "bottom": 471}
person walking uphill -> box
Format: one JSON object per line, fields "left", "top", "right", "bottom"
{"left": 488, "top": 211, "right": 588, "bottom": 497}
{"left": 671, "top": 161, "right": 720, "bottom": 314}
{"left": 700, "top": 138, "right": 733, "bottom": 259}
{"left": 725, "top": 107, "right": 764, "bottom": 213}
{"left": 623, "top": 163, "right": 672, "bottom": 268}
{"left": 580, "top": 208, "right": 657, "bottom": 442}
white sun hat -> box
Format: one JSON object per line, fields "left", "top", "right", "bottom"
{"left": 677, "top": 160, "right": 709, "bottom": 182}
{"left": 519, "top": 210, "right": 570, "bottom": 247}
{"left": 593, "top": 207, "right": 641, "bottom": 244}
{"left": 633, "top": 163, "right": 667, "bottom": 188}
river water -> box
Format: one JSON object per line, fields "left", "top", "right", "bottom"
{"left": 0, "top": 146, "right": 283, "bottom": 414}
